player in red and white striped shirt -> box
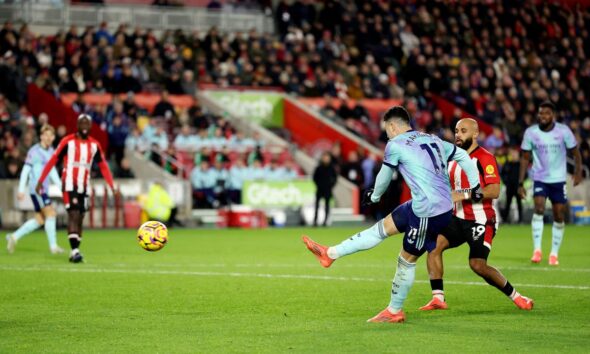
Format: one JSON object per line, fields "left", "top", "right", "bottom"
{"left": 420, "top": 118, "right": 534, "bottom": 311}
{"left": 36, "top": 114, "right": 115, "bottom": 263}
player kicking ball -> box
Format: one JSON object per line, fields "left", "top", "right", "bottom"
{"left": 519, "top": 101, "right": 582, "bottom": 266}
{"left": 36, "top": 114, "right": 115, "bottom": 263}
{"left": 420, "top": 118, "right": 533, "bottom": 311}
{"left": 6, "top": 125, "right": 63, "bottom": 254}
{"left": 302, "top": 106, "right": 482, "bottom": 323}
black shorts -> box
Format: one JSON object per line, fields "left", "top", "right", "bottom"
{"left": 63, "top": 191, "right": 88, "bottom": 213}
{"left": 439, "top": 216, "right": 496, "bottom": 260}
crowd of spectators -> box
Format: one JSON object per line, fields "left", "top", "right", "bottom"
{"left": 2, "top": 0, "right": 590, "bottom": 192}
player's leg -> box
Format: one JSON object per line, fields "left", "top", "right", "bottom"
{"left": 323, "top": 194, "right": 331, "bottom": 227}
{"left": 67, "top": 209, "right": 83, "bottom": 262}
{"left": 6, "top": 194, "right": 45, "bottom": 253}
{"left": 548, "top": 183, "right": 567, "bottom": 265}
{"left": 313, "top": 192, "right": 320, "bottom": 227}
{"left": 467, "top": 223, "right": 533, "bottom": 310}
{"left": 40, "top": 198, "right": 63, "bottom": 254}
{"left": 65, "top": 192, "right": 86, "bottom": 263}
{"left": 531, "top": 182, "right": 547, "bottom": 262}
{"left": 420, "top": 235, "right": 451, "bottom": 310}
{"left": 368, "top": 209, "right": 452, "bottom": 323}
{"left": 302, "top": 201, "right": 407, "bottom": 268}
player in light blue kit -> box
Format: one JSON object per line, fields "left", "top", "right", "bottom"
{"left": 6, "top": 125, "right": 64, "bottom": 254}
{"left": 302, "top": 106, "right": 482, "bottom": 323}
{"left": 519, "top": 101, "right": 582, "bottom": 266}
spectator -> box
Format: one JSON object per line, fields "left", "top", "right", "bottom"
{"left": 190, "top": 160, "right": 217, "bottom": 208}
{"left": 151, "top": 126, "right": 169, "bottom": 151}
{"left": 227, "top": 157, "right": 248, "bottom": 203}
{"left": 501, "top": 146, "right": 523, "bottom": 223}
{"left": 174, "top": 125, "right": 194, "bottom": 151}
{"left": 141, "top": 181, "right": 183, "bottom": 227}
{"left": 312, "top": 151, "right": 337, "bottom": 227}
{"left": 108, "top": 115, "right": 129, "bottom": 165}
{"left": 152, "top": 90, "right": 175, "bottom": 119}
{"left": 126, "top": 127, "right": 148, "bottom": 153}
{"left": 483, "top": 126, "right": 505, "bottom": 153}
{"left": 115, "top": 157, "right": 135, "bottom": 179}
{"left": 341, "top": 150, "right": 364, "bottom": 188}
{"left": 265, "top": 159, "right": 286, "bottom": 181}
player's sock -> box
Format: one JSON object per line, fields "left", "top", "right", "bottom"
{"left": 430, "top": 279, "right": 444, "bottom": 301}
{"left": 12, "top": 219, "right": 41, "bottom": 241}
{"left": 551, "top": 222, "right": 565, "bottom": 256}
{"left": 531, "top": 213, "right": 544, "bottom": 251}
{"left": 327, "top": 220, "right": 387, "bottom": 259}
{"left": 388, "top": 255, "right": 416, "bottom": 312}
{"left": 44, "top": 217, "right": 58, "bottom": 249}
{"left": 68, "top": 233, "right": 81, "bottom": 250}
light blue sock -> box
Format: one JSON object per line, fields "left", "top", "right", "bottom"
{"left": 551, "top": 222, "right": 565, "bottom": 256}
{"left": 12, "top": 219, "right": 41, "bottom": 241}
{"left": 329, "top": 219, "right": 387, "bottom": 259}
{"left": 388, "top": 255, "right": 417, "bottom": 312}
{"left": 44, "top": 217, "right": 57, "bottom": 249}
{"left": 531, "top": 213, "right": 544, "bottom": 251}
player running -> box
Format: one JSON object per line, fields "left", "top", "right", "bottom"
{"left": 6, "top": 125, "right": 64, "bottom": 254}
{"left": 36, "top": 114, "right": 115, "bottom": 263}
{"left": 420, "top": 118, "right": 533, "bottom": 311}
{"left": 519, "top": 101, "right": 582, "bottom": 265}
{"left": 302, "top": 106, "right": 482, "bottom": 323}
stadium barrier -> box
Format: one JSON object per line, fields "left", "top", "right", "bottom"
{"left": 0, "top": 2, "right": 273, "bottom": 34}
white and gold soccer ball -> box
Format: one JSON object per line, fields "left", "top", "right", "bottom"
{"left": 137, "top": 221, "right": 168, "bottom": 252}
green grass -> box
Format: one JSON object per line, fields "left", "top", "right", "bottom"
{"left": 1, "top": 225, "right": 590, "bottom": 353}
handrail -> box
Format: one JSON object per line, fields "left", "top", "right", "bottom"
{"left": 148, "top": 147, "right": 185, "bottom": 179}
{"left": 0, "top": 3, "right": 274, "bottom": 33}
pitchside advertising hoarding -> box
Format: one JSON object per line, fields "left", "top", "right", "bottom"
{"left": 242, "top": 180, "right": 316, "bottom": 208}
{"left": 205, "top": 91, "right": 284, "bottom": 127}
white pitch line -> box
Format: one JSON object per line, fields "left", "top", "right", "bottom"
{"left": 105, "top": 262, "right": 590, "bottom": 273}
{"left": 0, "top": 264, "right": 588, "bottom": 290}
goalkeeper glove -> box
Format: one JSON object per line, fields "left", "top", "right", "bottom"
{"left": 471, "top": 184, "right": 483, "bottom": 202}
{"left": 362, "top": 188, "right": 377, "bottom": 206}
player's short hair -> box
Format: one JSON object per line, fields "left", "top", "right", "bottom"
{"left": 539, "top": 101, "right": 556, "bottom": 112}
{"left": 383, "top": 106, "right": 411, "bottom": 125}
{"left": 40, "top": 124, "right": 55, "bottom": 135}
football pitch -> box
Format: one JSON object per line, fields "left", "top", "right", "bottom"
{"left": 2, "top": 225, "right": 590, "bottom": 353}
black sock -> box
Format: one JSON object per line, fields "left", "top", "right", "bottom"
{"left": 68, "top": 234, "right": 81, "bottom": 250}
{"left": 430, "top": 279, "right": 443, "bottom": 292}
{"left": 500, "top": 281, "right": 515, "bottom": 297}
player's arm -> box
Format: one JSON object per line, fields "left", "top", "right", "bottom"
{"left": 36, "top": 138, "right": 69, "bottom": 194}
{"left": 570, "top": 147, "right": 583, "bottom": 186}
{"left": 17, "top": 163, "right": 32, "bottom": 200}
{"left": 453, "top": 157, "right": 500, "bottom": 203}
{"left": 95, "top": 144, "right": 116, "bottom": 193}
{"left": 48, "top": 167, "right": 63, "bottom": 190}
{"left": 368, "top": 163, "right": 394, "bottom": 203}
{"left": 518, "top": 129, "right": 533, "bottom": 198}
{"left": 564, "top": 126, "right": 583, "bottom": 186}
{"left": 368, "top": 141, "right": 398, "bottom": 203}
{"left": 444, "top": 142, "right": 481, "bottom": 196}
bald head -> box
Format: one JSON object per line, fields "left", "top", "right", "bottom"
{"left": 454, "top": 118, "right": 480, "bottom": 151}
{"left": 456, "top": 118, "right": 479, "bottom": 133}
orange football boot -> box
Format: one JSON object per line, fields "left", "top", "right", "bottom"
{"left": 549, "top": 254, "right": 559, "bottom": 266}
{"left": 367, "top": 308, "right": 406, "bottom": 323}
{"left": 513, "top": 295, "right": 534, "bottom": 310}
{"left": 530, "top": 249, "right": 542, "bottom": 263}
{"left": 302, "top": 235, "right": 334, "bottom": 268}
{"left": 419, "top": 297, "right": 448, "bottom": 311}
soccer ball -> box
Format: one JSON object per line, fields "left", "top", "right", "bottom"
{"left": 137, "top": 221, "right": 168, "bottom": 252}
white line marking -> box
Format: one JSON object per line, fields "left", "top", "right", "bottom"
{"left": 0, "top": 265, "right": 587, "bottom": 290}
{"left": 106, "top": 262, "right": 590, "bottom": 273}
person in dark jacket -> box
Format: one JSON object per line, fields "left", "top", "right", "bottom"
{"left": 501, "top": 146, "right": 522, "bottom": 223}
{"left": 313, "top": 151, "right": 338, "bottom": 227}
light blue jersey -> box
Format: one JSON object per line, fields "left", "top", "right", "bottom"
{"left": 521, "top": 122, "right": 577, "bottom": 183}
{"left": 19, "top": 143, "right": 61, "bottom": 195}
{"left": 378, "top": 131, "right": 480, "bottom": 217}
